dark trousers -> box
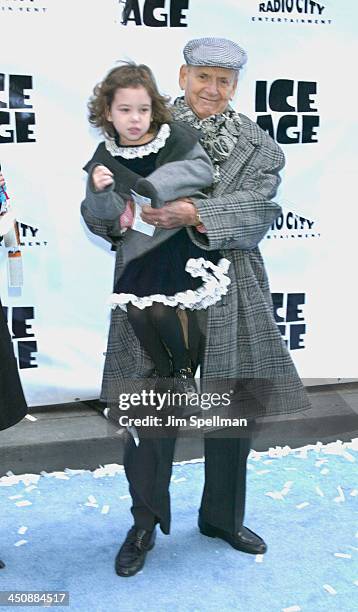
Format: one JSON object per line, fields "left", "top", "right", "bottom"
{"left": 123, "top": 432, "right": 251, "bottom": 535}
{"left": 123, "top": 310, "right": 251, "bottom": 535}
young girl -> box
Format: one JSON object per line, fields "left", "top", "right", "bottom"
{"left": 82, "top": 63, "right": 230, "bottom": 390}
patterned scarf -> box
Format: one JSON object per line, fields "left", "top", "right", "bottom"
{"left": 172, "top": 96, "right": 242, "bottom": 183}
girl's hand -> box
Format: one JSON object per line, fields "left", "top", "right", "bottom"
{"left": 0, "top": 173, "right": 5, "bottom": 188}
{"left": 120, "top": 200, "right": 134, "bottom": 228}
{"left": 92, "top": 165, "right": 114, "bottom": 192}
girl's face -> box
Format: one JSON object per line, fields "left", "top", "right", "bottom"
{"left": 107, "top": 86, "right": 153, "bottom": 146}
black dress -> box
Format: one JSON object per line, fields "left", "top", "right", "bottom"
{"left": 111, "top": 148, "right": 230, "bottom": 311}
{"left": 0, "top": 297, "right": 27, "bottom": 431}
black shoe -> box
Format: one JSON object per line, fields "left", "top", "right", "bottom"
{"left": 115, "top": 526, "right": 156, "bottom": 577}
{"left": 173, "top": 368, "right": 197, "bottom": 396}
{"left": 0, "top": 560, "right": 5, "bottom": 569}
{"left": 198, "top": 517, "right": 267, "bottom": 555}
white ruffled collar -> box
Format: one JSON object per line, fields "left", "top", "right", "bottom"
{"left": 105, "top": 123, "right": 171, "bottom": 159}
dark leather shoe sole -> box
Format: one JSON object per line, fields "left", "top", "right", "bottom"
{"left": 198, "top": 519, "right": 267, "bottom": 555}
{"left": 115, "top": 541, "right": 156, "bottom": 577}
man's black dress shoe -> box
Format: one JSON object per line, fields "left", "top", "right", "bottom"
{"left": 198, "top": 517, "right": 267, "bottom": 554}
{"left": 0, "top": 560, "right": 5, "bottom": 569}
{"left": 115, "top": 526, "right": 156, "bottom": 577}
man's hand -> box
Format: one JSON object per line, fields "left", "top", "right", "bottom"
{"left": 0, "top": 173, "right": 5, "bottom": 188}
{"left": 92, "top": 165, "right": 114, "bottom": 192}
{"left": 141, "top": 198, "right": 198, "bottom": 229}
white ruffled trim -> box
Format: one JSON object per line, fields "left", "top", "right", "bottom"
{"left": 109, "top": 257, "right": 231, "bottom": 312}
{"left": 105, "top": 124, "right": 171, "bottom": 159}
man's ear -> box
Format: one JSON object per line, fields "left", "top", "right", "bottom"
{"left": 230, "top": 72, "right": 239, "bottom": 99}
{"left": 179, "top": 65, "right": 189, "bottom": 91}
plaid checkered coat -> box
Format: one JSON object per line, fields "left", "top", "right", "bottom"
{"left": 81, "top": 113, "right": 310, "bottom": 416}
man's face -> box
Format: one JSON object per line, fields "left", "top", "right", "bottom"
{"left": 179, "top": 65, "right": 238, "bottom": 119}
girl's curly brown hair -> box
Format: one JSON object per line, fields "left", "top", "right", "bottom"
{"left": 88, "top": 62, "right": 172, "bottom": 139}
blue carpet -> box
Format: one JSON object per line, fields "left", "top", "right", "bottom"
{"left": 1, "top": 440, "right": 357, "bottom": 612}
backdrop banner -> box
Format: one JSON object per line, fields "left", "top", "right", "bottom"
{"left": 0, "top": 0, "right": 357, "bottom": 405}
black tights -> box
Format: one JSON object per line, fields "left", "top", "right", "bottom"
{"left": 127, "top": 303, "right": 190, "bottom": 376}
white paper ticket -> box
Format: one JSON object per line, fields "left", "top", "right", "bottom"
{"left": 131, "top": 189, "right": 155, "bottom": 237}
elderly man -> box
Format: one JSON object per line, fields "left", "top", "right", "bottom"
{"left": 81, "top": 37, "right": 310, "bottom": 577}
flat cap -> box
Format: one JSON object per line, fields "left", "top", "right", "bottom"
{"left": 183, "top": 37, "right": 247, "bottom": 71}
